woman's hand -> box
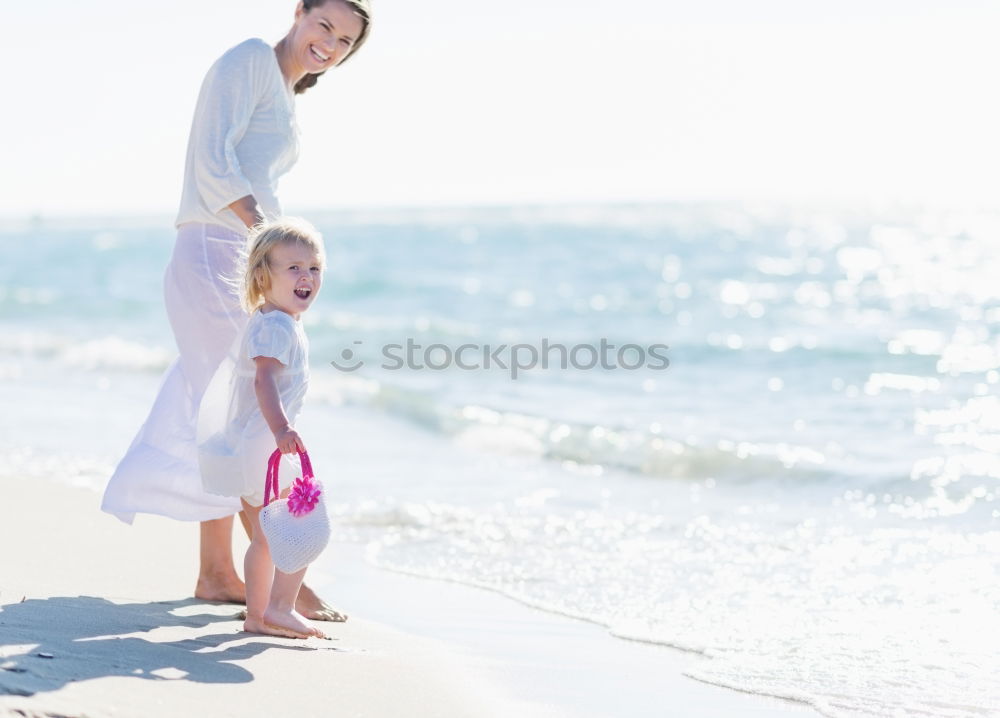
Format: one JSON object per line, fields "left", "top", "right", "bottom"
{"left": 228, "top": 195, "right": 265, "bottom": 229}
{"left": 274, "top": 427, "right": 305, "bottom": 455}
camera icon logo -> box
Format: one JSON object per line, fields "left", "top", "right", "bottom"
{"left": 329, "top": 341, "right": 364, "bottom": 372}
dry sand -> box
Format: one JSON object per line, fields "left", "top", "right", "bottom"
{"left": 0, "top": 479, "right": 520, "bottom": 718}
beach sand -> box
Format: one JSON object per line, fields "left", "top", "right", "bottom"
{"left": 1, "top": 477, "right": 814, "bottom": 717}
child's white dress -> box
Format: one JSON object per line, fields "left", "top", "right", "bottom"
{"left": 197, "top": 308, "right": 309, "bottom": 506}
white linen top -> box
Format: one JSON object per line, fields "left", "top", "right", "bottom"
{"left": 176, "top": 38, "right": 300, "bottom": 234}
{"left": 197, "top": 308, "right": 310, "bottom": 501}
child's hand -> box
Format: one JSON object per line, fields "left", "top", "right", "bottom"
{"left": 274, "top": 427, "right": 305, "bottom": 455}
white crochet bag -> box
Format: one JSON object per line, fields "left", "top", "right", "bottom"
{"left": 259, "top": 448, "right": 331, "bottom": 573}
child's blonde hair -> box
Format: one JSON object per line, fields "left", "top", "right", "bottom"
{"left": 240, "top": 217, "right": 326, "bottom": 313}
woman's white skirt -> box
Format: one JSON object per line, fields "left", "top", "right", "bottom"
{"left": 101, "top": 222, "right": 249, "bottom": 523}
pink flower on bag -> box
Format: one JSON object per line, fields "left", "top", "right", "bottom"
{"left": 287, "top": 476, "right": 322, "bottom": 517}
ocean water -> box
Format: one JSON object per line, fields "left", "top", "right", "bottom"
{"left": 2, "top": 204, "right": 998, "bottom": 717}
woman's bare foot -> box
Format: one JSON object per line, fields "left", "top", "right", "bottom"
{"left": 195, "top": 571, "right": 247, "bottom": 604}
{"left": 197, "top": 516, "right": 247, "bottom": 603}
{"left": 263, "top": 607, "right": 326, "bottom": 638}
{"left": 296, "top": 583, "right": 348, "bottom": 622}
{"left": 243, "top": 613, "right": 311, "bottom": 639}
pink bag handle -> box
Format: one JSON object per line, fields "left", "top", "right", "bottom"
{"left": 265, "top": 448, "right": 314, "bottom": 506}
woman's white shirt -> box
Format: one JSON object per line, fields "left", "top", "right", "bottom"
{"left": 176, "top": 38, "right": 300, "bottom": 234}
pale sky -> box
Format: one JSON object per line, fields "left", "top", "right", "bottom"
{"left": 1, "top": 0, "right": 998, "bottom": 217}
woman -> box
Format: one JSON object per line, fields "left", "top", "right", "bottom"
{"left": 102, "top": 0, "right": 371, "bottom": 621}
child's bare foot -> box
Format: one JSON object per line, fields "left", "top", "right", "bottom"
{"left": 195, "top": 571, "right": 247, "bottom": 604}
{"left": 296, "top": 583, "right": 348, "bottom": 622}
{"left": 264, "top": 606, "right": 326, "bottom": 638}
{"left": 244, "top": 613, "right": 311, "bottom": 639}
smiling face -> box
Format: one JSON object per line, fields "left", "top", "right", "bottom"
{"left": 260, "top": 240, "right": 324, "bottom": 320}
{"left": 290, "top": 0, "right": 366, "bottom": 74}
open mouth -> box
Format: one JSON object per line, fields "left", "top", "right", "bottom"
{"left": 294, "top": 287, "right": 312, "bottom": 300}
{"left": 309, "top": 45, "right": 330, "bottom": 64}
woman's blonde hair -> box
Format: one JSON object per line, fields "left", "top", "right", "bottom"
{"left": 240, "top": 217, "right": 326, "bottom": 313}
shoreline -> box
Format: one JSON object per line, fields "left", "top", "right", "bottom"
{"left": 315, "top": 543, "right": 814, "bottom": 718}
{"left": 2, "top": 476, "right": 814, "bottom": 717}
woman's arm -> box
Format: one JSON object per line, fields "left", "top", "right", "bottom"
{"left": 228, "top": 195, "right": 265, "bottom": 229}
{"left": 192, "top": 42, "right": 269, "bottom": 216}
{"left": 253, "top": 356, "right": 304, "bottom": 453}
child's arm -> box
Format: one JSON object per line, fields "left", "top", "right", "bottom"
{"left": 253, "top": 356, "right": 305, "bottom": 454}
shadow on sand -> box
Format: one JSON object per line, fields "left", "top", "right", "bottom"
{"left": 0, "top": 596, "right": 315, "bottom": 696}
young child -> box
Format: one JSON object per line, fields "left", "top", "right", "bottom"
{"left": 197, "top": 217, "right": 327, "bottom": 639}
